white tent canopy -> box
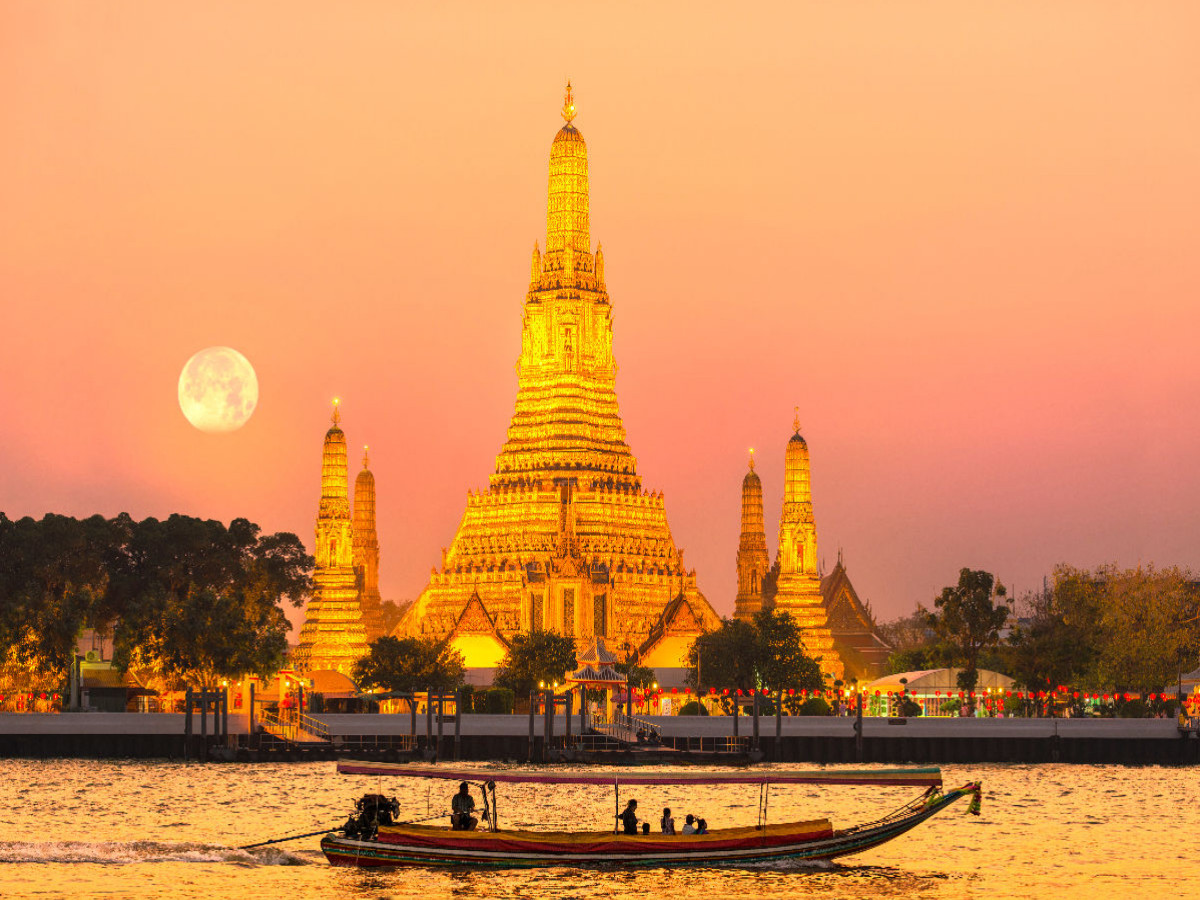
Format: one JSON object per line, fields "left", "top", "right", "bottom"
{"left": 863, "top": 667, "right": 1015, "bottom": 695}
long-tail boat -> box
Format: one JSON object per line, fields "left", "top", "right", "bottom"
{"left": 320, "top": 762, "right": 981, "bottom": 868}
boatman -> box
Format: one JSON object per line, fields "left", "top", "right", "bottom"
{"left": 451, "top": 781, "right": 478, "bottom": 831}
{"left": 617, "top": 799, "right": 639, "bottom": 835}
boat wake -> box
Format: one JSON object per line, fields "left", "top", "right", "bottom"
{"left": 0, "top": 840, "right": 312, "bottom": 867}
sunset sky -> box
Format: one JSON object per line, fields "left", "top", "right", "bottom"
{"left": 2, "top": 2, "right": 1197, "bottom": 632}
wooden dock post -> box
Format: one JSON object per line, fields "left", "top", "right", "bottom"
{"left": 733, "top": 694, "right": 739, "bottom": 738}
{"left": 437, "top": 692, "right": 445, "bottom": 758}
{"left": 248, "top": 682, "right": 256, "bottom": 739}
{"left": 454, "top": 689, "right": 462, "bottom": 760}
{"left": 527, "top": 692, "right": 536, "bottom": 762}
{"left": 854, "top": 691, "right": 864, "bottom": 762}
{"left": 564, "top": 691, "right": 573, "bottom": 746}
{"left": 752, "top": 688, "right": 760, "bottom": 751}
{"left": 543, "top": 690, "right": 553, "bottom": 762}
{"left": 425, "top": 686, "right": 433, "bottom": 751}
{"left": 184, "top": 687, "right": 193, "bottom": 761}
{"left": 775, "top": 689, "right": 782, "bottom": 761}
{"left": 200, "top": 689, "right": 208, "bottom": 761}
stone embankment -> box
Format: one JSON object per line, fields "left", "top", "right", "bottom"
{"left": 2, "top": 712, "right": 1197, "bottom": 765}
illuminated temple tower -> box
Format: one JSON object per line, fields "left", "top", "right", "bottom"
{"left": 397, "top": 85, "right": 720, "bottom": 668}
{"left": 294, "top": 401, "right": 370, "bottom": 674}
{"left": 763, "top": 414, "right": 843, "bottom": 678}
{"left": 353, "top": 447, "right": 386, "bottom": 643}
{"left": 734, "top": 450, "right": 770, "bottom": 620}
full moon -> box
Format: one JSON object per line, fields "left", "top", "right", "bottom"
{"left": 178, "top": 346, "right": 259, "bottom": 433}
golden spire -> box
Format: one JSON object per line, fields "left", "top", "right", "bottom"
{"left": 332, "top": 397, "right": 342, "bottom": 426}
{"left": 748, "top": 447, "right": 756, "bottom": 472}
{"left": 793, "top": 406, "right": 800, "bottom": 434}
{"left": 363, "top": 445, "right": 370, "bottom": 469}
{"left": 561, "top": 80, "right": 576, "bottom": 124}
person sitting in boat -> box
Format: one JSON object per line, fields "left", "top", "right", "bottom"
{"left": 617, "top": 799, "right": 639, "bottom": 835}
{"left": 451, "top": 781, "right": 478, "bottom": 831}
{"left": 695, "top": 818, "right": 708, "bottom": 835}
{"left": 681, "top": 814, "right": 696, "bottom": 834}
{"left": 660, "top": 808, "right": 675, "bottom": 835}
{"left": 636, "top": 727, "right": 647, "bottom": 744}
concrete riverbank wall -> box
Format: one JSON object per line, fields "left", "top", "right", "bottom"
{"left": 2, "top": 713, "right": 1198, "bottom": 764}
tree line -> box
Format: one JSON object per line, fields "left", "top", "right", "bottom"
{"left": 882, "top": 564, "right": 1200, "bottom": 698}
{"left": 0, "top": 513, "right": 311, "bottom": 692}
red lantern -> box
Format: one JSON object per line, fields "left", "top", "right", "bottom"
{"left": 671, "top": 688, "right": 677, "bottom": 694}
{"left": 1124, "top": 693, "right": 1133, "bottom": 701}
{"left": 723, "top": 688, "right": 729, "bottom": 696}
{"left": 935, "top": 690, "right": 941, "bottom": 697}
{"left": 970, "top": 691, "right": 976, "bottom": 699}
{"left": 1103, "top": 694, "right": 1110, "bottom": 701}
{"left": 763, "top": 688, "right": 770, "bottom": 696}
{"left": 788, "top": 688, "right": 795, "bottom": 696}
{"left": 39, "top": 693, "right": 46, "bottom": 700}
{"left": 887, "top": 690, "right": 893, "bottom": 697}
{"left": 875, "top": 690, "right": 881, "bottom": 697}
{"left": 710, "top": 687, "right": 716, "bottom": 694}
{"left": 735, "top": 689, "right": 742, "bottom": 696}
{"left": 1073, "top": 692, "right": 1080, "bottom": 699}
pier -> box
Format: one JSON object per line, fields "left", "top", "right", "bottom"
{"left": 2, "top": 712, "right": 1198, "bottom": 765}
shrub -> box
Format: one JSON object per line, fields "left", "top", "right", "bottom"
{"left": 898, "top": 697, "right": 922, "bottom": 717}
{"left": 797, "top": 697, "right": 832, "bottom": 716}
{"left": 1118, "top": 699, "right": 1148, "bottom": 719}
{"left": 458, "top": 685, "right": 475, "bottom": 714}
{"left": 477, "top": 688, "right": 514, "bottom": 714}
{"left": 678, "top": 700, "right": 708, "bottom": 716}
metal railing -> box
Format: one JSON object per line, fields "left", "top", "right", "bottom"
{"left": 259, "top": 708, "right": 330, "bottom": 744}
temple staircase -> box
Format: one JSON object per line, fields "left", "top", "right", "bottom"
{"left": 258, "top": 709, "right": 332, "bottom": 747}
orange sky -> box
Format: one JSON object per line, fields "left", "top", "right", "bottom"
{"left": 2, "top": 2, "right": 1198, "bottom": 630}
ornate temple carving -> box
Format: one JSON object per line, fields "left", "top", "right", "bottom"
{"left": 294, "top": 401, "right": 370, "bottom": 675}
{"left": 758, "top": 414, "right": 844, "bottom": 679}
{"left": 734, "top": 449, "right": 770, "bottom": 620}
{"left": 396, "top": 85, "right": 721, "bottom": 667}
{"left": 353, "top": 446, "right": 386, "bottom": 642}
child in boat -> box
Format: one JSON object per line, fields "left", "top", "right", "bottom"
{"left": 451, "top": 781, "right": 478, "bottom": 831}
{"left": 661, "top": 808, "right": 675, "bottom": 834}
{"left": 681, "top": 814, "right": 696, "bottom": 834}
{"left": 617, "top": 799, "right": 639, "bottom": 834}
{"left": 695, "top": 818, "right": 708, "bottom": 835}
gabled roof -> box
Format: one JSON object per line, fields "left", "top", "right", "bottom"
{"left": 448, "top": 589, "right": 511, "bottom": 649}
{"left": 821, "top": 560, "right": 886, "bottom": 641}
{"left": 637, "top": 591, "right": 719, "bottom": 659}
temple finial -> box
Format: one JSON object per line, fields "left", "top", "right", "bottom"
{"left": 748, "top": 448, "right": 756, "bottom": 472}
{"left": 793, "top": 406, "right": 800, "bottom": 434}
{"left": 363, "top": 445, "right": 370, "bottom": 469}
{"left": 331, "top": 397, "right": 341, "bottom": 426}
{"left": 561, "top": 81, "right": 576, "bottom": 124}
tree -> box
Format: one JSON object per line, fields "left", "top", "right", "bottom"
{"left": 614, "top": 659, "right": 655, "bottom": 689}
{"left": 929, "top": 568, "right": 1010, "bottom": 705}
{"left": 686, "top": 610, "right": 824, "bottom": 704}
{"left": 0, "top": 514, "right": 117, "bottom": 687}
{"left": 1090, "top": 564, "right": 1198, "bottom": 692}
{"left": 493, "top": 630, "right": 577, "bottom": 697}
{"left": 111, "top": 515, "right": 313, "bottom": 688}
{"left": 378, "top": 600, "right": 411, "bottom": 636}
{"left": 353, "top": 635, "right": 465, "bottom": 693}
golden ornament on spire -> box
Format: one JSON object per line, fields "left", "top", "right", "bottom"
{"left": 363, "top": 445, "right": 370, "bottom": 469}
{"left": 561, "top": 80, "right": 576, "bottom": 124}
{"left": 793, "top": 406, "right": 801, "bottom": 434}
{"left": 748, "top": 448, "right": 756, "bottom": 471}
{"left": 332, "top": 397, "right": 342, "bottom": 426}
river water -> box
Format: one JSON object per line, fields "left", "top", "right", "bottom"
{"left": 0, "top": 760, "right": 1190, "bottom": 899}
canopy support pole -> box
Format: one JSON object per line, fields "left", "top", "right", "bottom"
{"left": 614, "top": 781, "right": 619, "bottom": 834}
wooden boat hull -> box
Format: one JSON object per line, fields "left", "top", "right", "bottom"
{"left": 321, "top": 784, "right": 973, "bottom": 868}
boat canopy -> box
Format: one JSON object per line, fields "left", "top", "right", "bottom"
{"left": 335, "top": 761, "right": 942, "bottom": 787}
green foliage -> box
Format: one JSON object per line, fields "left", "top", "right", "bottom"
{"left": 1118, "top": 698, "right": 1149, "bottom": 719}
{"left": 930, "top": 569, "right": 1010, "bottom": 707}
{"left": 940, "top": 698, "right": 962, "bottom": 715}
{"left": 378, "top": 599, "right": 411, "bottom": 636}
{"left": 1004, "top": 564, "right": 1200, "bottom": 695}
{"left": 352, "top": 635, "right": 465, "bottom": 694}
{"left": 678, "top": 699, "right": 708, "bottom": 716}
{"left": 898, "top": 696, "right": 922, "bottom": 717}
{"left": 686, "top": 609, "right": 824, "bottom": 697}
{"left": 476, "top": 687, "right": 515, "bottom": 714}
{"left": 0, "top": 512, "right": 311, "bottom": 691}
{"left": 796, "top": 697, "right": 832, "bottom": 716}
{"left": 614, "top": 660, "right": 656, "bottom": 689}
{"left": 493, "top": 630, "right": 577, "bottom": 697}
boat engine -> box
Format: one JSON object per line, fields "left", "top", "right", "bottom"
{"left": 343, "top": 793, "right": 400, "bottom": 840}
